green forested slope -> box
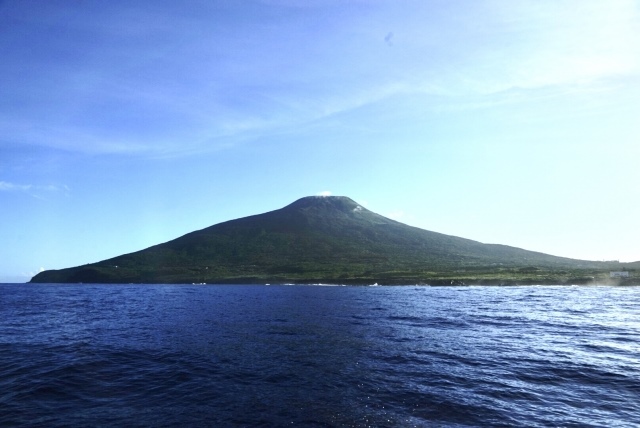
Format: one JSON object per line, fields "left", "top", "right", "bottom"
{"left": 31, "top": 196, "right": 635, "bottom": 284}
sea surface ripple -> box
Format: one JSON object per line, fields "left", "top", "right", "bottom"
{"left": 1, "top": 284, "right": 639, "bottom": 427}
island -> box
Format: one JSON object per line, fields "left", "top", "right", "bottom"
{"left": 30, "top": 196, "right": 639, "bottom": 285}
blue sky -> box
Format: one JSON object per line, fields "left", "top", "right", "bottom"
{"left": 1, "top": 0, "right": 639, "bottom": 282}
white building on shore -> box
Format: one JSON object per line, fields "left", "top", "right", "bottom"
{"left": 610, "top": 271, "right": 630, "bottom": 278}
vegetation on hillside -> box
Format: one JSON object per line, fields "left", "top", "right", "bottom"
{"left": 31, "top": 196, "right": 638, "bottom": 285}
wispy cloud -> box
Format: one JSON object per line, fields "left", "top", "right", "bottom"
{"left": 0, "top": 181, "right": 69, "bottom": 197}
{"left": 316, "top": 190, "right": 332, "bottom": 197}
{"left": 0, "top": 181, "right": 31, "bottom": 192}
{"left": 14, "top": 267, "right": 46, "bottom": 282}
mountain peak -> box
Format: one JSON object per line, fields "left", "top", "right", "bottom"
{"left": 284, "top": 195, "right": 363, "bottom": 213}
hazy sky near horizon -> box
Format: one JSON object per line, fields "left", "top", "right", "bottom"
{"left": 1, "top": 0, "right": 639, "bottom": 282}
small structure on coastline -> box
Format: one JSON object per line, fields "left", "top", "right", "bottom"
{"left": 610, "top": 271, "right": 629, "bottom": 278}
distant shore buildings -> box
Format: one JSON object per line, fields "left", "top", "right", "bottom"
{"left": 610, "top": 271, "right": 630, "bottom": 278}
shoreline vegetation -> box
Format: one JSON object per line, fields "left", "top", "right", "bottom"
{"left": 19, "top": 280, "right": 640, "bottom": 286}
{"left": 30, "top": 196, "right": 638, "bottom": 286}
{"left": 31, "top": 264, "right": 639, "bottom": 286}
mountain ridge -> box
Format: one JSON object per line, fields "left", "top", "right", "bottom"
{"left": 30, "top": 196, "right": 637, "bottom": 285}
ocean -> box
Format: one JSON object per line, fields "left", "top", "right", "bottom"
{"left": 0, "top": 284, "right": 638, "bottom": 427}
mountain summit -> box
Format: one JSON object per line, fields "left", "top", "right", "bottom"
{"left": 31, "top": 196, "right": 632, "bottom": 284}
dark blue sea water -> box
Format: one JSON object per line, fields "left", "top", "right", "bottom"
{"left": 1, "top": 284, "right": 639, "bottom": 427}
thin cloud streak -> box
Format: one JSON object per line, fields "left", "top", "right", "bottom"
{"left": 0, "top": 181, "right": 68, "bottom": 194}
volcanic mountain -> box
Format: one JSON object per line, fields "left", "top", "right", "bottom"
{"left": 30, "top": 196, "right": 633, "bottom": 285}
